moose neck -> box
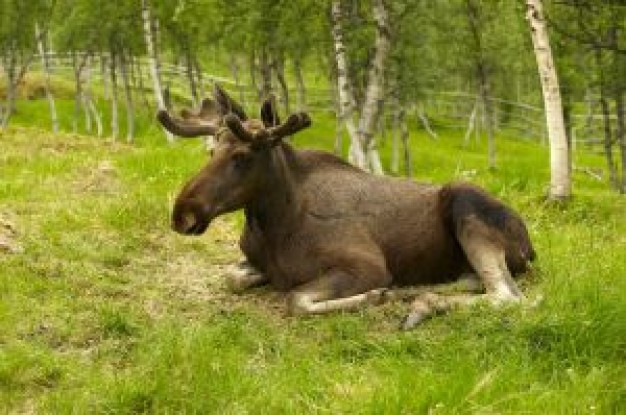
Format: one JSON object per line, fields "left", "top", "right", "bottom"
{"left": 244, "top": 143, "right": 301, "bottom": 234}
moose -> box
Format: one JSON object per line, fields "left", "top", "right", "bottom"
{"left": 159, "top": 85, "right": 535, "bottom": 329}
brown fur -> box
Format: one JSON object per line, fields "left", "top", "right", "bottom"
{"left": 161, "top": 87, "right": 536, "bottom": 325}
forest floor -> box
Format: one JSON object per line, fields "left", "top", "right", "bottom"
{"left": 1, "top": 108, "right": 625, "bottom": 413}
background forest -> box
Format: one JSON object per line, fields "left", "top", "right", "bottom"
{"left": 1, "top": 0, "right": 625, "bottom": 413}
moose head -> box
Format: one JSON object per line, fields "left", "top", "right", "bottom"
{"left": 157, "top": 85, "right": 311, "bottom": 235}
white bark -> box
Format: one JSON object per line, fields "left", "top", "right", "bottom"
{"left": 35, "top": 23, "right": 59, "bottom": 133}
{"left": 142, "top": 0, "right": 173, "bottom": 143}
{"left": 120, "top": 50, "right": 134, "bottom": 143}
{"left": 330, "top": 0, "right": 365, "bottom": 169}
{"left": 357, "top": 0, "right": 390, "bottom": 175}
{"left": 526, "top": 0, "right": 571, "bottom": 199}
{"left": 109, "top": 50, "right": 119, "bottom": 140}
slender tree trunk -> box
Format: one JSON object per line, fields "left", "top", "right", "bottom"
{"left": 526, "top": 0, "right": 571, "bottom": 200}
{"left": 273, "top": 53, "right": 290, "bottom": 114}
{"left": 109, "top": 48, "right": 119, "bottom": 140}
{"left": 184, "top": 39, "right": 198, "bottom": 106}
{"left": 35, "top": 22, "right": 58, "bottom": 133}
{"left": 478, "top": 65, "right": 496, "bottom": 169}
{"left": 391, "top": 107, "right": 400, "bottom": 175}
{"left": 331, "top": 0, "right": 365, "bottom": 168}
{"left": 120, "top": 49, "right": 134, "bottom": 143}
{"left": 249, "top": 50, "right": 262, "bottom": 101}
{"left": 72, "top": 51, "right": 82, "bottom": 134}
{"left": 1, "top": 45, "right": 18, "bottom": 129}
{"left": 194, "top": 58, "right": 205, "bottom": 99}
{"left": 616, "top": 90, "right": 626, "bottom": 193}
{"left": 416, "top": 103, "right": 438, "bottom": 140}
{"left": 294, "top": 56, "right": 307, "bottom": 111}
{"left": 400, "top": 107, "right": 412, "bottom": 178}
{"left": 83, "top": 58, "right": 93, "bottom": 133}
{"left": 596, "top": 48, "right": 617, "bottom": 188}
{"left": 259, "top": 47, "right": 272, "bottom": 99}
{"left": 463, "top": 95, "right": 479, "bottom": 146}
{"left": 229, "top": 55, "right": 245, "bottom": 105}
{"left": 356, "top": 0, "right": 390, "bottom": 175}
{"left": 141, "top": 0, "right": 173, "bottom": 142}
{"left": 101, "top": 54, "right": 110, "bottom": 101}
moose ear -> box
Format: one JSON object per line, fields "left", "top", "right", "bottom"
{"left": 213, "top": 83, "right": 247, "bottom": 120}
{"left": 260, "top": 95, "right": 281, "bottom": 127}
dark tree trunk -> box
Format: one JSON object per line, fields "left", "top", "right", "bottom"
{"left": 596, "top": 48, "right": 617, "bottom": 187}
{"left": 259, "top": 47, "right": 272, "bottom": 99}
{"left": 294, "top": 56, "right": 307, "bottom": 111}
{"left": 616, "top": 90, "right": 625, "bottom": 193}
{"left": 272, "top": 53, "right": 290, "bottom": 114}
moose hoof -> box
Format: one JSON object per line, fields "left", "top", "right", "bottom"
{"left": 400, "top": 311, "right": 428, "bottom": 330}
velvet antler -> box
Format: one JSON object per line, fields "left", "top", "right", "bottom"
{"left": 224, "top": 112, "right": 311, "bottom": 147}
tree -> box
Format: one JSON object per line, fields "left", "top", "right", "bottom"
{"left": 331, "top": 0, "right": 390, "bottom": 174}
{"left": 526, "top": 0, "right": 571, "bottom": 200}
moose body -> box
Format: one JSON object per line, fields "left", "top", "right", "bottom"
{"left": 161, "top": 86, "right": 535, "bottom": 328}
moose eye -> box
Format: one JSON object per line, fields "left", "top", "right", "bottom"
{"left": 232, "top": 152, "right": 252, "bottom": 170}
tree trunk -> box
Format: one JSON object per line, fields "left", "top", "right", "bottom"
{"left": 596, "top": 48, "right": 617, "bottom": 188}
{"left": 463, "top": 95, "right": 479, "bottom": 146}
{"left": 35, "top": 22, "right": 59, "bottom": 133}
{"left": 272, "top": 53, "right": 290, "bottom": 114}
{"left": 259, "top": 47, "right": 272, "bottom": 99}
{"left": 330, "top": 0, "right": 365, "bottom": 169}
{"left": 249, "top": 50, "right": 262, "bottom": 101}
{"left": 294, "top": 57, "right": 307, "bottom": 111}
{"left": 141, "top": 0, "right": 173, "bottom": 143}
{"left": 400, "top": 107, "right": 412, "bottom": 178}
{"left": 526, "top": 0, "right": 571, "bottom": 200}
{"left": 356, "top": 0, "right": 390, "bottom": 175}
{"left": 120, "top": 49, "right": 134, "bottom": 143}
{"left": 478, "top": 65, "right": 496, "bottom": 169}
{"left": 109, "top": 48, "right": 119, "bottom": 140}
{"left": 1, "top": 47, "right": 17, "bottom": 129}
{"left": 229, "top": 55, "right": 245, "bottom": 105}
{"left": 184, "top": 39, "right": 198, "bottom": 106}
{"left": 616, "top": 89, "right": 625, "bottom": 193}
{"left": 72, "top": 51, "right": 83, "bottom": 134}
{"left": 101, "top": 54, "right": 110, "bottom": 101}
{"left": 416, "top": 103, "right": 438, "bottom": 140}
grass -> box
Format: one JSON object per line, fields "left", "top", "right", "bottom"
{"left": 1, "top": 94, "right": 625, "bottom": 413}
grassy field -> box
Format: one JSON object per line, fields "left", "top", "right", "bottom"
{"left": 1, "top": 97, "right": 625, "bottom": 413}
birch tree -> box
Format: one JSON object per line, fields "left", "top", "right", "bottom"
{"left": 331, "top": 0, "right": 390, "bottom": 174}
{"left": 526, "top": 0, "right": 571, "bottom": 200}
{"left": 35, "top": 22, "right": 59, "bottom": 133}
{"left": 141, "top": 0, "right": 173, "bottom": 143}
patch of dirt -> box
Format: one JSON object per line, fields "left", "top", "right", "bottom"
{"left": 72, "top": 159, "right": 121, "bottom": 194}
{"left": 131, "top": 219, "right": 286, "bottom": 320}
{"left": 0, "top": 214, "right": 23, "bottom": 254}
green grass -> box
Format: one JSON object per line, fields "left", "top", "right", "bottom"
{"left": 1, "top": 95, "right": 625, "bottom": 414}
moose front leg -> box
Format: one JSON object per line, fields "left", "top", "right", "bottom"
{"left": 287, "top": 270, "right": 392, "bottom": 316}
{"left": 225, "top": 260, "right": 269, "bottom": 293}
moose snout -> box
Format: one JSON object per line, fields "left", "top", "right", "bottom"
{"left": 171, "top": 202, "right": 212, "bottom": 235}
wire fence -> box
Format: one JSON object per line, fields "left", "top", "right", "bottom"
{"left": 10, "top": 52, "right": 615, "bottom": 149}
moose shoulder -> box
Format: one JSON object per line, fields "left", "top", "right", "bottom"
{"left": 159, "top": 85, "right": 535, "bottom": 329}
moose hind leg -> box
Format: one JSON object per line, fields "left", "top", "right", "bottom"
{"left": 287, "top": 271, "right": 391, "bottom": 316}
{"left": 457, "top": 215, "right": 524, "bottom": 302}
{"left": 401, "top": 218, "right": 525, "bottom": 330}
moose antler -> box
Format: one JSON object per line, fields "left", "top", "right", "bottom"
{"left": 157, "top": 107, "right": 218, "bottom": 137}
{"left": 267, "top": 112, "right": 311, "bottom": 144}
{"left": 224, "top": 112, "right": 312, "bottom": 147}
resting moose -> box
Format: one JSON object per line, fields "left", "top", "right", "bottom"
{"left": 159, "top": 85, "right": 535, "bottom": 329}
